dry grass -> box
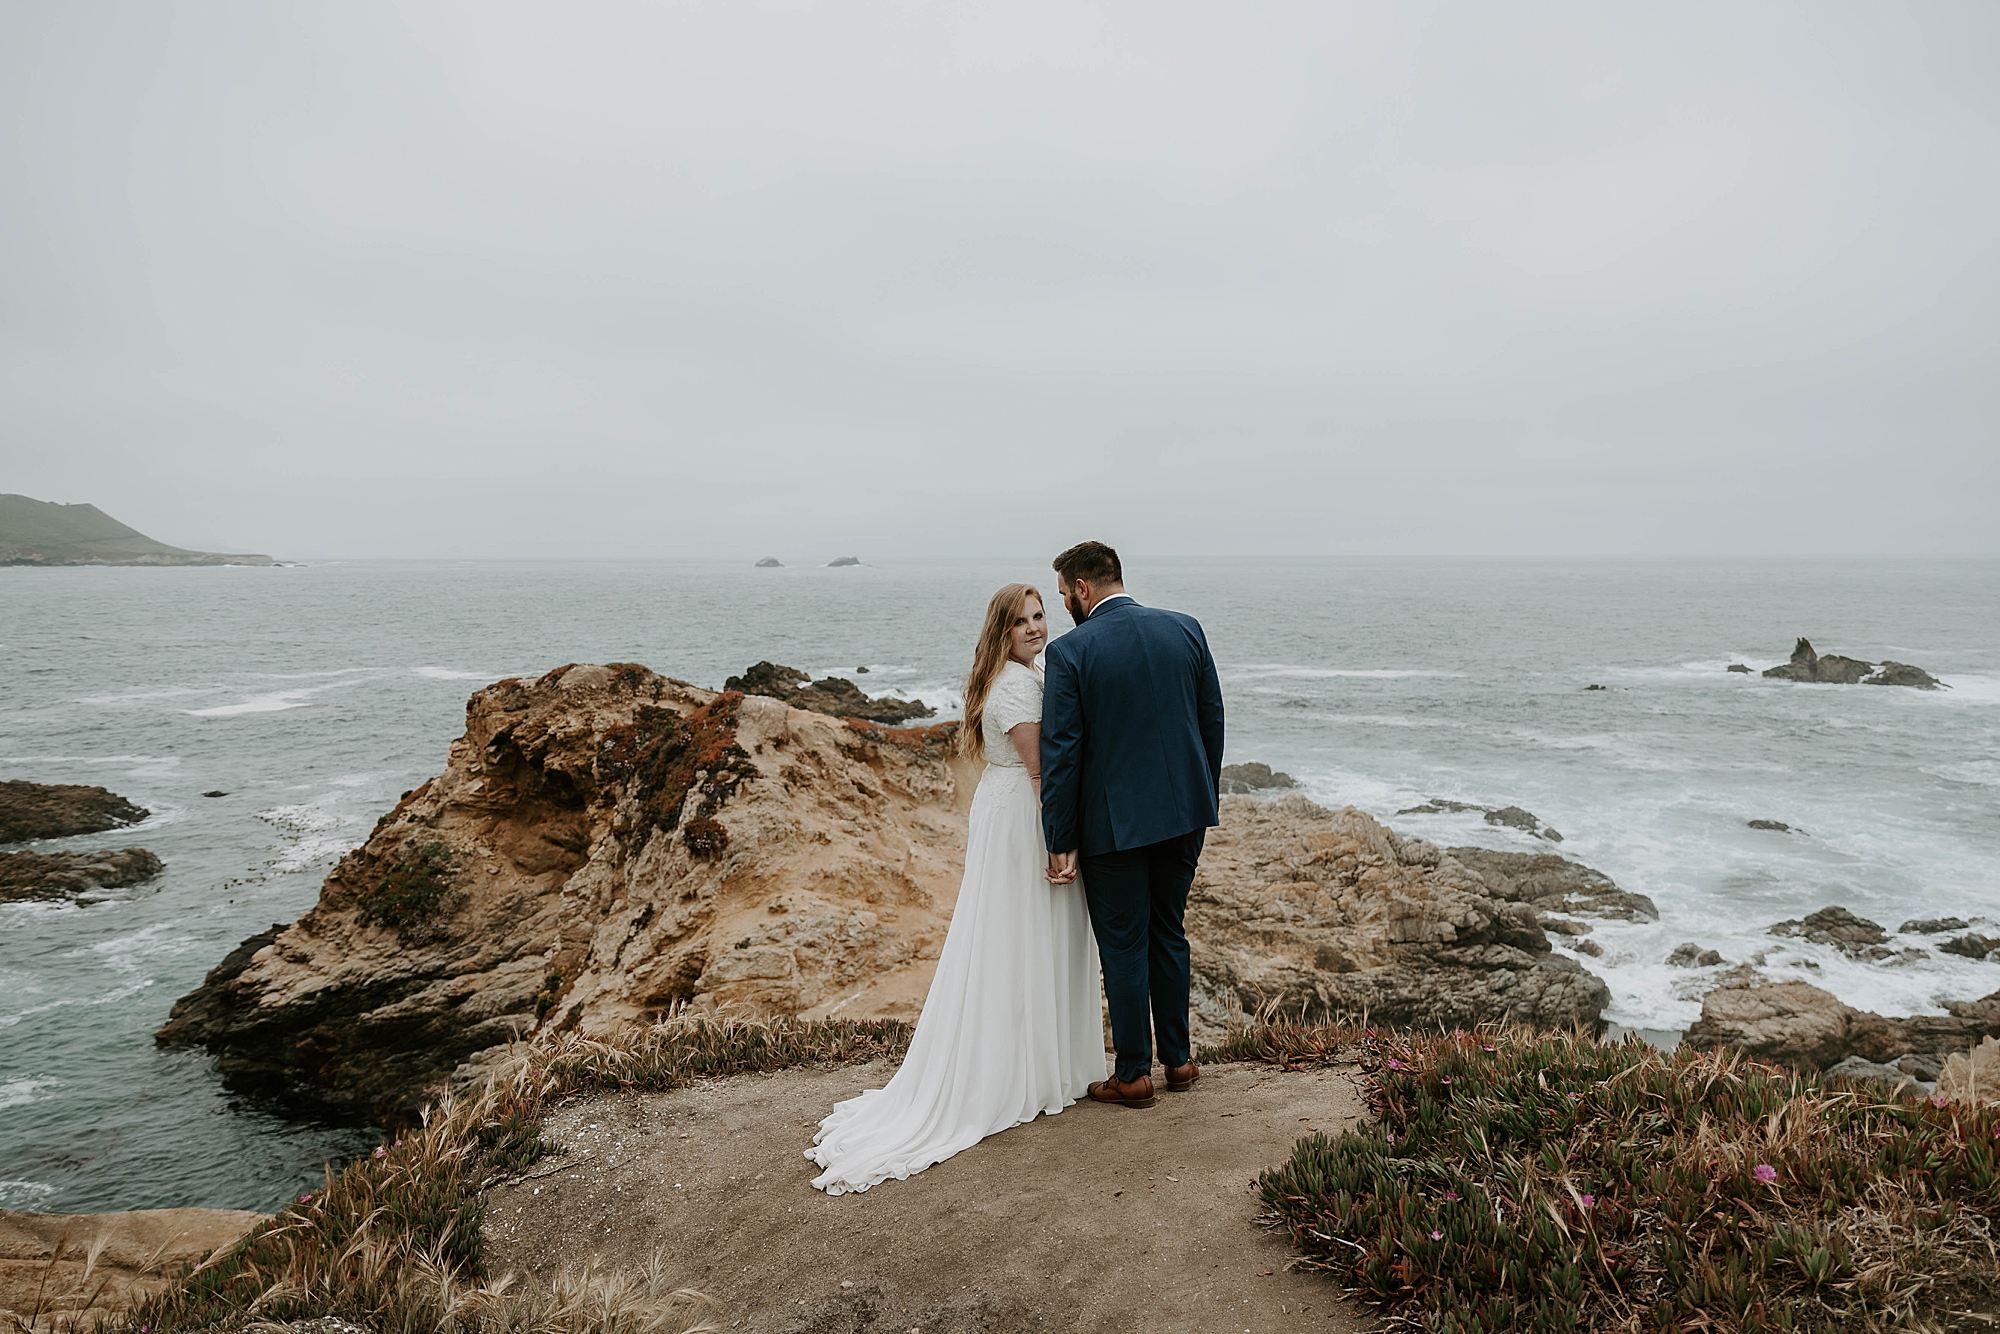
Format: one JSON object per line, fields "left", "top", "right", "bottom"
{"left": 1243, "top": 1021, "right": 2000, "bottom": 1333}
{"left": 106, "top": 1013, "right": 913, "bottom": 1334}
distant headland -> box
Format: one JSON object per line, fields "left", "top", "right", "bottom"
{"left": 0, "top": 493, "right": 274, "bottom": 566}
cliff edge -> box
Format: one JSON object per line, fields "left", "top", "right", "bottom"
{"left": 160, "top": 665, "right": 1613, "bottom": 1119}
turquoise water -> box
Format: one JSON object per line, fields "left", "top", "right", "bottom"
{"left": 3, "top": 557, "right": 1997, "bottom": 1211}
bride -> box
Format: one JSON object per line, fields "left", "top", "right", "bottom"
{"left": 806, "top": 583, "right": 1104, "bottom": 1195}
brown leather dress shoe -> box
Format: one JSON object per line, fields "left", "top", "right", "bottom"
{"left": 1087, "top": 1073, "right": 1156, "bottom": 1108}
{"left": 1165, "top": 1060, "right": 1200, "bottom": 1093}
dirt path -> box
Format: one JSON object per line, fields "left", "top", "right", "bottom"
{"left": 484, "top": 1060, "right": 1371, "bottom": 1333}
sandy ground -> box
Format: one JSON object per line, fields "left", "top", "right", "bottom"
{"left": 483, "top": 1060, "right": 1372, "bottom": 1333}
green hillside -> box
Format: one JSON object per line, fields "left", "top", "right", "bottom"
{"left": 0, "top": 494, "right": 273, "bottom": 566}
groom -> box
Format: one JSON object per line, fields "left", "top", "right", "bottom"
{"left": 1040, "top": 541, "right": 1225, "bottom": 1109}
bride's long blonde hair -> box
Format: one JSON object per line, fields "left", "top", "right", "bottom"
{"left": 958, "top": 583, "right": 1042, "bottom": 760}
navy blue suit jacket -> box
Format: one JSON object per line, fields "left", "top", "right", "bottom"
{"left": 1040, "top": 597, "right": 1225, "bottom": 857}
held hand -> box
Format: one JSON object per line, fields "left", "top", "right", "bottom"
{"left": 1046, "top": 849, "right": 1078, "bottom": 885}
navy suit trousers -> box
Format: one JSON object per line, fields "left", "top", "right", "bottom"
{"left": 1080, "top": 829, "right": 1205, "bottom": 1083}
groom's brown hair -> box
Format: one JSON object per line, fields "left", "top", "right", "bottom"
{"left": 1052, "top": 540, "right": 1121, "bottom": 587}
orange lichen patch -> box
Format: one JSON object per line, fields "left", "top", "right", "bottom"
{"left": 596, "top": 692, "right": 756, "bottom": 844}
{"left": 842, "top": 718, "right": 961, "bottom": 760}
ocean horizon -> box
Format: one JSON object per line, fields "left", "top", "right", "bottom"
{"left": 4, "top": 555, "right": 1998, "bottom": 1213}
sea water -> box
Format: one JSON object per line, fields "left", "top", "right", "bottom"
{"left": 2, "top": 557, "right": 1997, "bottom": 1212}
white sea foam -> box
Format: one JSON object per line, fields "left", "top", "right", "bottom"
{"left": 0, "top": 1181, "right": 58, "bottom": 1208}
{"left": 86, "top": 924, "right": 208, "bottom": 975}
{"left": 415, "top": 666, "right": 515, "bottom": 681}
{"left": 188, "top": 690, "right": 317, "bottom": 717}
{"left": 0, "top": 1077, "right": 60, "bottom": 1110}
{"left": 257, "top": 802, "right": 365, "bottom": 872}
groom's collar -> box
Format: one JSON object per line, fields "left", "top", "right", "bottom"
{"left": 1086, "top": 592, "right": 1136, "bottom": 620}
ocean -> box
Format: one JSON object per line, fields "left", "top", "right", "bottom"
{"left": 3, "top": 557, "right": 1997, "bottom": 1213}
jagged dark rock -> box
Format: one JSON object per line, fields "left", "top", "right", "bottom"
{"left": 1398, "top": 798, "right": 1483, "bottom": 815}
{"left": 1747, "top": 820, "right": 1793, "bottom": 833}
{"left": 1443, "top": 847, "right": 1658, "bottom": 922}
{"left": 203, "top": 790, "right": 228, "bottom": 798}
{"left": 1865, "top": 661, "right": 1943, "bottom": 689}
{"left": 1768, "top": 906, "right": 1891, "bottom": 958}
{"left": 1218, "top": 762, "right": 1296, "bottom": 794}
{"left": 0, "top": 780, "right": 149, "bottom": 844}
{"left": 1667, "top": 943, "right": 1724, "bottom": 968}
{"left": 0, "top": 847, "right": 162, "bottom": 902}
{"left": 724, "top": 662, "right": 934, "bottom": 724}
{"left": 1902, "top": 917, "right": 1971, "bottom": 935}
{"left": 1940, "top": 934, "right": 1998, "bottom": 961}
{"left": 1583, "top": 684, "right": 1607, "bottom": 691}
{"left": 1726, "top": 664, "right": 1752, "bottom": 674}
{"left": 1399, "top": 799, "right": 1564, "bottom": 842}
{"left": 1760, "top": 638, "right": 1943, "bottom": 689}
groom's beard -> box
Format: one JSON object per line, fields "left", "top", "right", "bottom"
{"left": 1064, "top": 590, "right": 1087, "bottom": 625}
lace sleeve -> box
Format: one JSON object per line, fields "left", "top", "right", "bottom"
{"left": 984, "top": 665, "right": 1043, "bottom": 738}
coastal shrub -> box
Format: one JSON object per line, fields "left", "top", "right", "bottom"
{"left": 1252, "top": 1022, "right": 2000, "bottom": 1333}
{"left": 356, "top": 840, "right": 462, "bottom": 933}
{"left": 533, "top": 970, "right": 566, "bottom": 1023}
{"left": 113, "top": 1012, "right": 912, "bottom": 1334}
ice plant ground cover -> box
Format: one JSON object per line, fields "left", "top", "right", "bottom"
{"left": 105, "top": 1015, "right": 914, "bottom": 1334}
{"left": 1237, "top": 1023, "right": 2000, "bottom": 1333}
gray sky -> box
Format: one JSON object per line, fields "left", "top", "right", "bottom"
{"left": 2, "top": 2, "right": 1995, "bottom": 558}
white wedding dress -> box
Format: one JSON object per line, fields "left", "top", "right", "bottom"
{"left": 806, "top": 659, "right": 1104, "bottom": 1195}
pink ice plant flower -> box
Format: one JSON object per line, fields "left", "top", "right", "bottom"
{"left": 373, "top": 1146, "right": 388, "bottom": 1158}
{"left": 1567, "top": 1092, "right": 1581, "bottom": 1102}
{"left": 1579, "top": 1194, "right": 1595, "bottom": 1209}
{"left": 1443, "top": 1191, "right": 1461, "bottom": 1202}
{"left": 1754, "top": 1164, "right": 1778, "bottom": 1184}
{"left": 1430, "top": 1230, "right": 1443, "bottom": 1241}
{"left": 1387, "top": 1059, "right": 1402, "bottom": 1069}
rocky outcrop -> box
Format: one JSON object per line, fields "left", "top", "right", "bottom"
{"left": 1218, "top": 762, "right": 1295, "bottom": 794}
{"left": 1747, "top": 820, "right": 1794, "bottom": 833}
{"left": 754, "top": 557, "right": 782, "bottom": 568}
{"left": 159, "top": 665, "right": 976, "bottom": 1118}
{"left": 0, "top": 848, "right": 161, "bottom": 903}
{"left": 0, "top": 782, "right": 148, "bottom": 845}
{"left": 1761, "top": 638, "right": 1943, "bottom": 689}
{"left": 1666, "top": 943, "right": 1724, "bottom": 968}
{"left": 160, "top": 667, "right": 1626, "bottom": 1121}
{"left": 1903, "top": 917, "right": 1970, "bottom": 934}
{"left": 826, "top": 556, "right": 861, "bottom": 567}
{"left": 0, "top": 1206, "right": 265, "bottom": 1328}
{"left": 1397, "top": 799, "right": 1564, "bottom": 842}
{"left": 1442, "top": 847, "right": 1658, "bottom": 923}
{"left": 1766, "top": 906, "right": 1910, "bottom": 960}
{"left": 1186, "top": 796, "right": 1611, "bottom": 1040}
{"left": 723, "top": 662, "right": 934, "bottom": 724}
{"left": 1940, "top": 933, "right": 1998, "bottom": 961}
{"left": 1685, "top": 979, "right": 2000, "bottom": 1072}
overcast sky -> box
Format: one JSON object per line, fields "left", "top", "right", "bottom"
{"left": 2, "top": 3, "right": 1995, "bottom": 559}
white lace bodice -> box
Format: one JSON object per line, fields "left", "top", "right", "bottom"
{"left": 981, "top": 660, "right": 1043, "bottom": 767}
